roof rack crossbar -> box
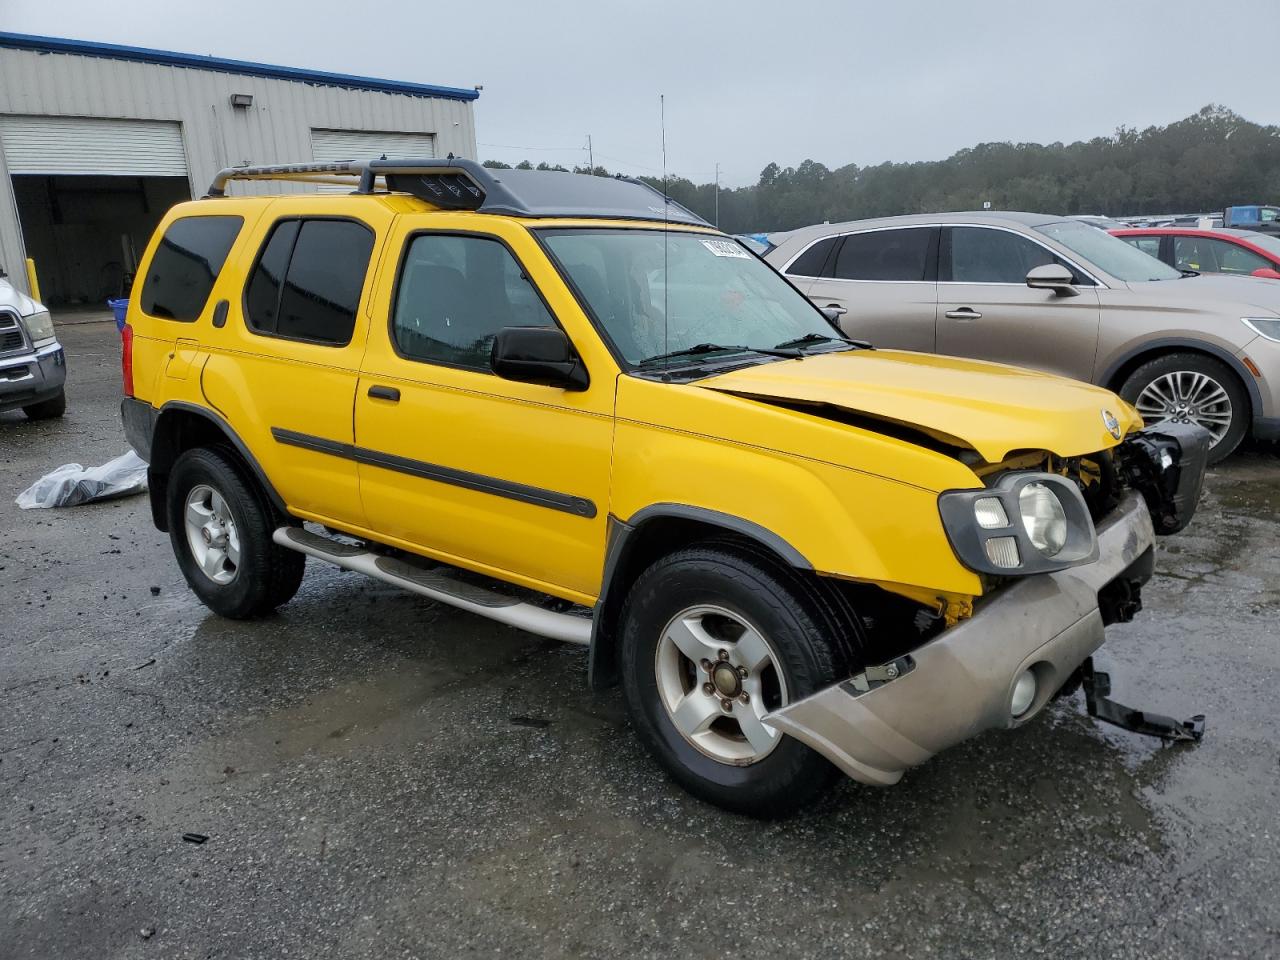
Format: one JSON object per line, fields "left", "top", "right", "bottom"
{"left": 205, "top": 158, "right": 711, "bottom": 226}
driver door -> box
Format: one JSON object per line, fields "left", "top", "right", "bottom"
{"left": 353, "top": 217, "right": 615, "bottom": 603}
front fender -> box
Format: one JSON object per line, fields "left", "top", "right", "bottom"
{"left": 609, "top": 417, "right": 981, "bottom": 599}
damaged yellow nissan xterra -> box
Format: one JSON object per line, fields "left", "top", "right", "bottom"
{"left": 121, "top": 160, "right": 1208, "bottom": 815}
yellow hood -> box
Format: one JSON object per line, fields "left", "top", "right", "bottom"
{"left": 698, "top": 349, "right": 1141, "bottom": 463}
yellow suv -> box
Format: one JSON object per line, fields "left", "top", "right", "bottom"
{"left": 120, "top": 160, "right": 1209, "bottom": 815}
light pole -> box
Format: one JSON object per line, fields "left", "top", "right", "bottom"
{"left": 715, "top": 162, "right": 720, "bottom": 228}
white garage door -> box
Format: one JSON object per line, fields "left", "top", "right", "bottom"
{"left": 310, "top": 128, "right": 437, "bottom": 163}
{"left": 0, "top": 116, "right": 188, "bottom": 176}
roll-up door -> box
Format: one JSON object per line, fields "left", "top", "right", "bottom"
{"left": 311, "top": 128, "right": 437, "bottom": 163}
{"left": 0, "top": 116, "right": 188, "bottom": 176}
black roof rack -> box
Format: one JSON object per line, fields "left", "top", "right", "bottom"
{"left": 206, "top": 158, "right": 711, "bottom": 227}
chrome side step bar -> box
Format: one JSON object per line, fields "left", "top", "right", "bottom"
{"left": 272, "top": 527, "right": 592, "bottom": 646}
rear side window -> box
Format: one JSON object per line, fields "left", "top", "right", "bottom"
{"left": 140, "top": 216, "right": 243, "bottom": 321}
{"left": 786, "top": 237, "right": 839, "bottom": 278}
{"left": 833, "top": 228, "right": 934, "bottom": 281}
{"left": 245, "top": 218, "right": 374, "bottom": 346}
{"left": 392, "top": 233, "right": 556, "bottom": 370}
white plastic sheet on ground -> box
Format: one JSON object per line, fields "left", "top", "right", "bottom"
{"left": 15, "top": 451, "right": 148, "bottom": 509}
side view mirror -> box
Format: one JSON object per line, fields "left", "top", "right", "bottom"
{"left": 490, "top": 326, "right": 589, "bottom": 391}
{"left": 1026, "top": 263, "right": 1079, "bottom": 297}
{"left": 1251, "top": 267, "right": 1280, "bottom": 280}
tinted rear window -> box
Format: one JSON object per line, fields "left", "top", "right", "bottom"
{"left": 245, "top": 218, "right": 374, "bottom": 346}
{"left": 786, "top": 237, "right": 839, "bottom": 277}
{"left": 834, "top": 228, "right": 933, "bottom": 281}
{"left": 140, "top": 216, "right": 243, "bottom": 321}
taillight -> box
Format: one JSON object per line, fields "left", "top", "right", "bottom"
{"left": 121, "top": 323, "right": 135, "bottom": 397}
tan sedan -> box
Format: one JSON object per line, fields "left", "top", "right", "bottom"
{"left": 765, "top": 212, "right": 1280, "bottom": 461}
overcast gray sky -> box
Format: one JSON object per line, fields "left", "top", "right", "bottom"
{"left": 4, "top": 0, "right": 1276, "bottom": 186}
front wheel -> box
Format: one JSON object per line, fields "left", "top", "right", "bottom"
{"left": 23, "top": 389, "right": 66, "bottom": 420}
{"left": 166, "top": 447, "right": 304, "bottom": 619}
{"left": 619, "top": 544, "right": 855, "bottom": 817}
{"left": 1119, "top": 352, "right": 1248, "bottom": 463}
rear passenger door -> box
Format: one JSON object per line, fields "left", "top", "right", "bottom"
{"left": 353, "top": 219, "right": 613, "bottom": 603}
{"left": 200, "top": 204, "right": 391, "bottom": 531}
{"left": 798, "top": 227, "right": 938, "bottom": 352}
{"left": 935, "top": 225, "right": 1100, "bottom": 381}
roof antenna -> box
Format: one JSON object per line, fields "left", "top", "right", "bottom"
{"left": 661, "top": 93, "right": 669, "bottom": 370}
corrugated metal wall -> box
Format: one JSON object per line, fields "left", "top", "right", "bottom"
{"left": 0, "top": 45, "right": 478, "bottom": 295}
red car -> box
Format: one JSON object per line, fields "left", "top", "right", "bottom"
{"left": 1111, "top": 227, "right": 1280, "bottom": 280}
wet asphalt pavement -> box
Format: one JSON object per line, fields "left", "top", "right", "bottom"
{"left": 2, "top": 320, "right": 1278, "bottom": 959}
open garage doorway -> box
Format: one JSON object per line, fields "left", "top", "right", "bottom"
{"left": 0, "top": 115, "right": 192, "bottom": 312}
{"left": 10, "top": 175, "right": 190, "bottom": 308}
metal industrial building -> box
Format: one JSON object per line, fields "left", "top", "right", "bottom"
{"left": 0, "top": 32, "right": 479, "bottom": 305}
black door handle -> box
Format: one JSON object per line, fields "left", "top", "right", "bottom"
{"left": 367, "top": 385, "right": 400, "bottom": 402}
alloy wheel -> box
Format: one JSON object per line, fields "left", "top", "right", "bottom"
{"left": 183, "top": 484, "right": 241, "bottom": 585}
{"left": 653, "top": 604, "right": 789, "bottom": 765}
{"left": 1135, "top": 370, "right": 1233, "bottom": 446}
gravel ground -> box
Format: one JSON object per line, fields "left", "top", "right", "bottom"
{"left": 2, "top": 320, "right": 1278, "bottom": 959}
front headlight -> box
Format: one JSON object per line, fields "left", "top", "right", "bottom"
{"left": 21, "top": 308, "right": 55, "bottom": 344}
{"left": 1241, "top": 317, "right": 1280, "bottom": 343}
{"left": 937, "top": 472, "right": 1099, "bottom": 576}
{"left": 1019, "top": 482, "right": 1068, "bottom": 556}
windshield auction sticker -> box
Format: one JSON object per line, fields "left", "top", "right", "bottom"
{"left": 700, "top": 239, "right": 752, "bottom": 259}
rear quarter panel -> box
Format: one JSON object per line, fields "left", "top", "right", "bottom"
{"left": 127, "top": 199, "right": 269, "bottom": 406}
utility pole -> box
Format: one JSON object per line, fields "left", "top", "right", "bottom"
{"left": 714, "top": 162, "right": 720, "bottom": 228}
{"left": 586, "top": 134, "right": 593, "bottom": 172}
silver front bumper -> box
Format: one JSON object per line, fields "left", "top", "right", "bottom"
{"left": 764, "top": 492, "right": 1156, "bottom": 786}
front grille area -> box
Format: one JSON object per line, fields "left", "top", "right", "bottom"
{"left": 0, "top": 312, "right": 27, "bottom": 356}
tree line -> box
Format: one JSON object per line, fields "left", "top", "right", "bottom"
{"left": 483, "top": 105, "right": 1280, "bottom": 235}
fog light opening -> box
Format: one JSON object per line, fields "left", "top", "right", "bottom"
{"left": 1011, "top": 669, "right": 1037, "bottom": 718}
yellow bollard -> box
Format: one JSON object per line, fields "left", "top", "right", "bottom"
{"left": 24, "top": 258, "right": 42, "bottom": 303}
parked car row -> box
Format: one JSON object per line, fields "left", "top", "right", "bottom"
{"left": 763, "top": 212, "right": 1280, "bottom": 462}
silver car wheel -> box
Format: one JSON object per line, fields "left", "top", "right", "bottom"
{"left": 654, "top": 604, "right": 789, "bottom": 765}
{"left": 1135, "top": 370, "right": 1233, "bottom": 446}
{"left": 183, "top": 484, "right": 241, "bottom": 585}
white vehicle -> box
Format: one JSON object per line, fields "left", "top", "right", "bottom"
{"left": 0, "top": 266, "right": 65, "bottom": 420}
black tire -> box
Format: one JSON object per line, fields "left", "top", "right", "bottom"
{"left": 22, "top": 389, "right": 66, "bottom": 420}
{"left": 1118, "top": 352, "right": 1249, "bottom": 464}
{"left": 619, "top": 544, "right": 858, "bottom": 818}
{"left": 166, "top": 446, "right": 304, "bottom": 619}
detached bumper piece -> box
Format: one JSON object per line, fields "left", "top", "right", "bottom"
{"left": 1081, "top": 659, "right": 1205, "bottom": 742}
{"left": 1117, "top": 421, "right": 1211, "bottom": 535}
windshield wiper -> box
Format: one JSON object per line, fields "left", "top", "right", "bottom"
{"left": 773, "top": 332, "right": 871, "bottom": 351}
{"left": 638, "top": 342, "right": 800, "bottom": 367}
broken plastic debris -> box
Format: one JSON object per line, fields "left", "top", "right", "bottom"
{"left": 15, "top": 451, "right": 147, "bottom": 509}
{"left": 181, "top": 832, "right": 209, "bottom": 845}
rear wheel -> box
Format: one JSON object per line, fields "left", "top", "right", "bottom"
{"left": 1119, "top": 352, "right": 1248, "bottom": 463}
{"left": 22, "top": 389, "right": 66, "bottom": 420}
{"left": 166, "top": 447, "right": 304, "bottom": 618}
{"left": 619, "top": 544, "right": 856, "bottom": 817}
